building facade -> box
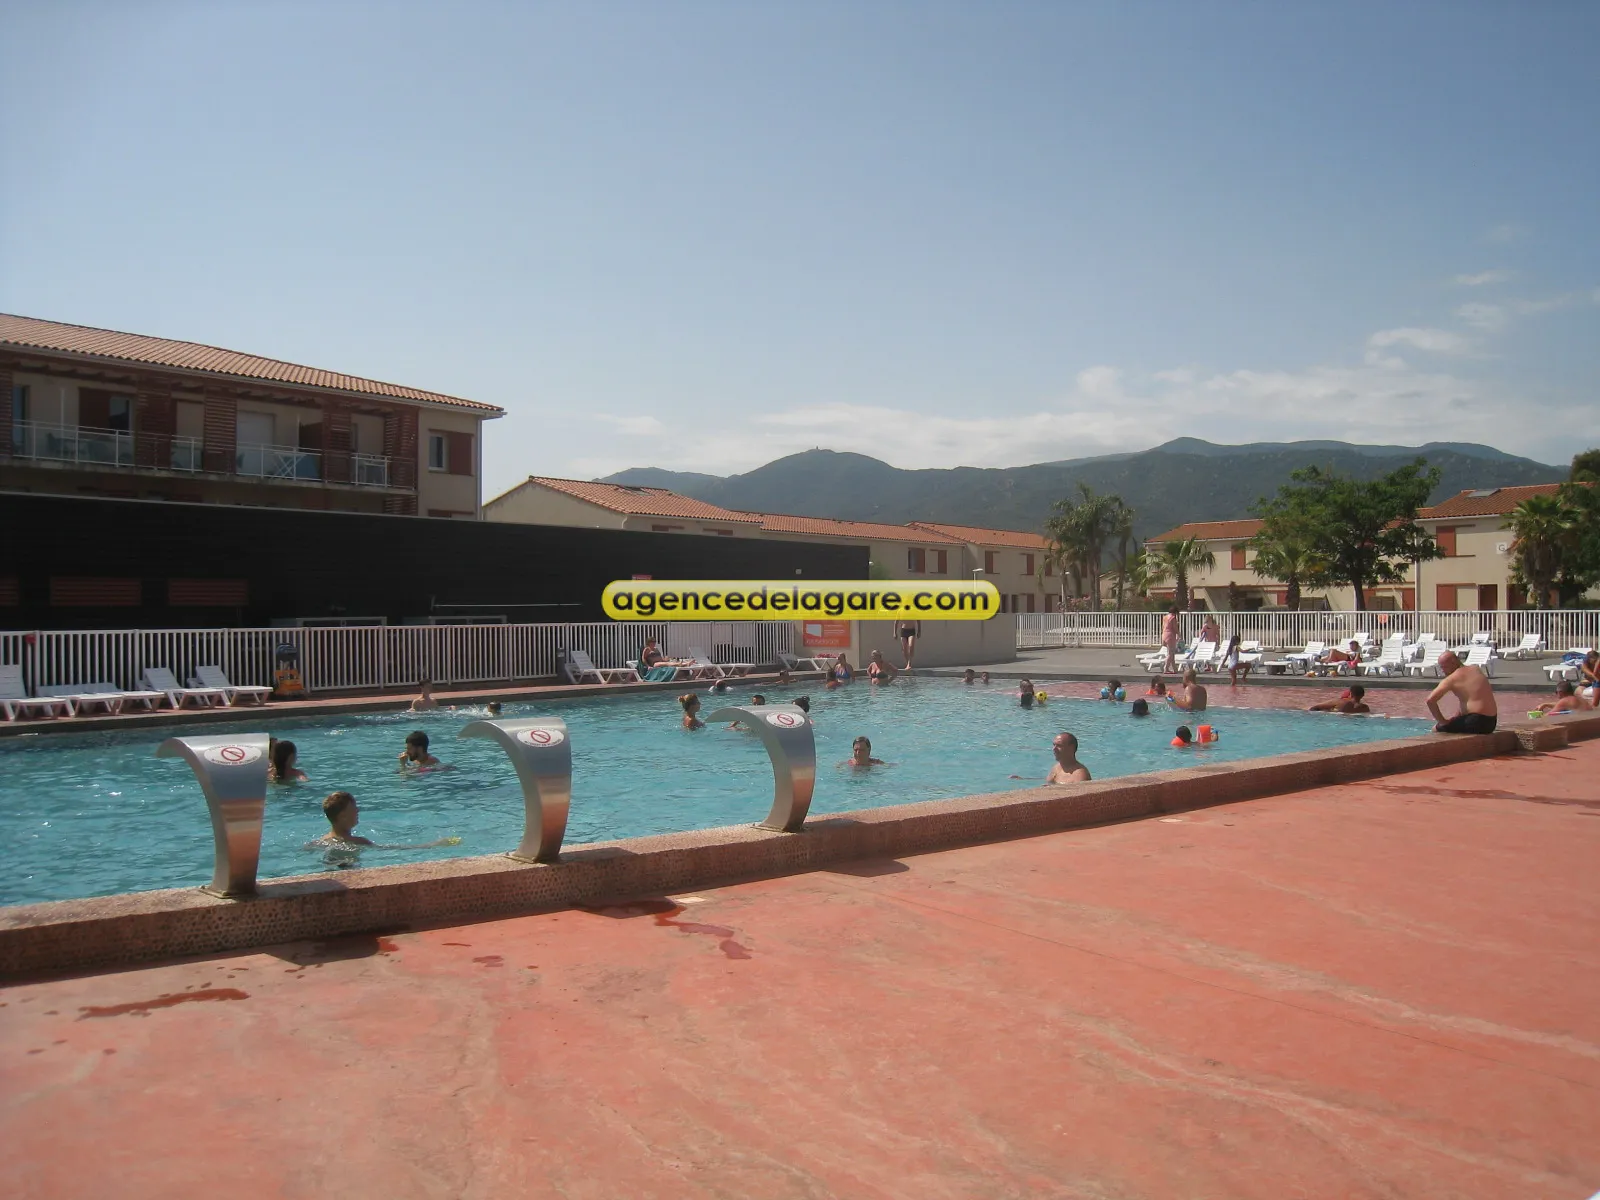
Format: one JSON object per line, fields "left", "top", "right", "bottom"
{"left": 1, "top": 314, "right": 502, "bottom": 518}
{"left": 1145, "top": 485, "right": 1588, "bottom": 610}
{"left": 483, "top": 478, "right": 1058, "bottom": 611}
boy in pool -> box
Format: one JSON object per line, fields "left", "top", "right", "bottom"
{"left": 309, "top": 791, "right": 460, "bottom": 851}
{"left": 963, "top": 669, "right": 977, "bottom": 685}
{"left": 1309, "top": 686, "right": 1371, "bottom": 714}
{"left": 1099, "top": 679, "right": 1125, "bottom": 701}
{"left": 398, "top": 730, "right": 442, "bottom": 770}
{"left": 409, "top": 680, "right": 439, "bottom": 712}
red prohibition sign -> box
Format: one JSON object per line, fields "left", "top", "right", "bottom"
{"left": 770, "top": 712, "right": 800, "bottom": 727}
{"left": 219, "top": 746, "right": 247, "bottom": 763}
{"left": 526, "top": 729, "right": 554, "bottom": 745}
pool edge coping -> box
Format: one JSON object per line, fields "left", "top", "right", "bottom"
{"left": 3, "top": 711, "right": 1595, "bottom": 980}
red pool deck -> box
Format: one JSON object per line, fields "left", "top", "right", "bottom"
{"left": 3, "top": 744, "right": 1597, "bottom": 1199}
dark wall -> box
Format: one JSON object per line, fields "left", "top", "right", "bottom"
{"left": 0, "top": 494, "right": 869, "bottom": 628}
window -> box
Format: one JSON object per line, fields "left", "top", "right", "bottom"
{"left": 78, "top": 388, "right": 134, "bottom": 432}
{"left": 427, "top": 434, "right": 448, "bottom": 471}
{"left": 984, "top": 551, "right": 998, "bottom": 574}
{"left": 934, "top": 549, "right": 947, "bottom": 574}
{"left": 704, "top": 528, "right": 735, "bottom": 537}
{"left": 1435, "top": 526, "right": 1457, "bottom": 557}
{"left": 999, "top": 594, "right": 1008, "bottom": 613}
{"left": 1023, "top": 553, "right": 1034, "bottom": 575}
{"left": 651, "top": 523, "right": 684, "bottom": 532}
{"left": 12, "top": 384, "right": 29, "bottom": 421}
{"left": 1231, "top": 544, "right": 1247, "bottom": 571}
{"left": 1026, "top": 593, "right": 1036, "bottom": 613}
{"left": 907, "top": 548, "right": 926, "bottom": 573}
{"left": 427, "top": 430, "right": 474, "bottom": 474}
{"left": 50, "top": 577, "right": 141, "bottom": 606}
{"left": 1044, "top": 560, "right": 1054, "bottom": 577}
{"left": 167, "top": 579, "right": 248, "bottom": 607}
{"left": 1012, "top": 594, "right": 1021, "bottom": 613}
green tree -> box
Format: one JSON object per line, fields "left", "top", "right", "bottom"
{"left": 1556, "top": 450, "right": 1600, "bottom": 603}
{"left": 1505, "top": 493, "right": 1574, "bottom": 609}
{"left": 1253, "top": 459, "right": 1443, "bottom": 612}
{"left": 1142, "top": 537, "right": 1217, "bottom": 611}
{"left": 1570, "top": 448, "right": 1600, "bottom": 484}
{"left": 1045, "top": 484, "right": 1132, "bottom": 609}
{"left": 1248, "top": 530, "right": 1325, "bottom": 611}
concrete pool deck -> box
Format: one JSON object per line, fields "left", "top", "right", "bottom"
{"left": 2, "top": 741, "right": 1596, "bottom": 1198}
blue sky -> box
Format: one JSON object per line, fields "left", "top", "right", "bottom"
{"left": 2, "top": 1, "right": 1595, "bottom": 496}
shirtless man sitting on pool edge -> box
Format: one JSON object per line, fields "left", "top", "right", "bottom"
{"left": 1427, "top": 650, "right": 1498, "bottom": 734}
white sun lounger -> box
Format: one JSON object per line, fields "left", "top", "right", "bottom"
{"left": 192, "top": 666, "right": 273, "bottom": 706}
{"left": 1501, "top": 634, "right": 1545, "bottom": 660}
{"left": 1463, "top": 644, "right": 1497, "bottom": 677}
{"left": 1359, "top": 640, "right": 1406, "bottom": 676}
{"left": 688, "top": 646, "right": 754, "bottom": 677}
{"left": 142, "top": 667, "right": 230, "bottom": 709}
{"left": 39, "top": 681, "right": 165, "bottom": 714}
{"left": 566, "top": 649, "right": 641, "bottom": 685}
{"left": 1406, "top": 641, "right": 1447, "bottom": 677}
{"left": 0, "top": 665, "right": 76, "bottom": 720}
{"left": 1543, "top": 648, "right": 1592, "bottom": 683}
{"left": 1137, "top": 636, "right": 1199, "bottom": 673}
{"left": 777, "top": 651, "right": 834, "bottom": 673}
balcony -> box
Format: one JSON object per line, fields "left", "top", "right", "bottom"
{"left": 9, "top": 421, "right": 396, "bottom": 489}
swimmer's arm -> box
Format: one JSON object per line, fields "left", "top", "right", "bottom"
{"left": 373, "top": 836, "right": 461, "bottom": 850}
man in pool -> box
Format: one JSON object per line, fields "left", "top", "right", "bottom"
{"left": 409, "top": 679, "right": 439, "bottom": 711}
{"left": 1427, "top": 650, "right": 1498, "bottom": 734}
{"left": 963, "top": 668, "right": 977, "bottom": 685}
{"left": 1535, "top": 680, "right": 1592, "bottom": 716}
{"left": 1167, "top": 669, "right": 1207, "bottom": 712}
{"left": 1309, "top": 685, "right": 1371, "bottom": 714}
{"left": 398, "top": 730, "right": 442, "bottom": 769}
{"left": 309, "top": 791, "right": 460, "bottom": 851}
{"left": 844, "top": 736, "right": 885, "bottom": 768}
{"left": 1047, "top": 732, "right": 1091, "bottom": 783}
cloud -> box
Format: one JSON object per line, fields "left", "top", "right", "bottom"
{"left": 1511, "top": 293, "right": 1586, "bottom": 316}
{"left": 1456, "top": 303, "right": 1507, "bottom": 332}
{"left": 1366, "top": 327, "right": 1472, "bottom": 356}
{"left": 1483, "top": 222, "right": 1529, "bottom": 244}
{"left": 594, "top": 414, "right": 665, "bottom": 436}
{"left": 1451, "top": 270, "right": 1510, "bottom": 287}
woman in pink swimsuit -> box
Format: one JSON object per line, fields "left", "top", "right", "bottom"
{"left": 1161, "top": 606, "right": 1180, "bottom": 673}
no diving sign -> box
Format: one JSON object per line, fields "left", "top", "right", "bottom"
{"left": 765, "top": 711, "right": 805, "bottom": 729}
{"left": 202, "top": 744, "right": 263, "bottom": 767}
{"left": 516, "top": 727, "right": 567, "bottom": 748}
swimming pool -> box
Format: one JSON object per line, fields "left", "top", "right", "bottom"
{"left": 0, "top": 681, "right": 1433, "bottom": 905}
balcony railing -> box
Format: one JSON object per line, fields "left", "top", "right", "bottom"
{"left": 10, "top": 420, "right": 201, "bottom": 473}
{"left": 8, "top": 422, "right": 394, "bottom": 489}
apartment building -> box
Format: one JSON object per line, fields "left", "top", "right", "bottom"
{"left": 1146, "top": 484, "right": 1587, "bottom": 610}
{"left": 484, "top": 477, "right": 1057, "bottom": 610}
{"left": 1, "top": 313, "right": 503, "bottom": 517}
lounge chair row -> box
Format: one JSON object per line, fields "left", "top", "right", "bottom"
{"left": 565, "top": 646, "right": 761, "bottom": 686}
{"left": 0, "top": 664, "right": 270, "bottom": 721}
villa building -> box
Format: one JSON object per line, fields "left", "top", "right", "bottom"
{"left": 1, "top": 313, "right": 503, "bottom": 518}
{"left": 485, "top": 477, "right": 1058, "bottom": 612}
{"left": 1145, "top": 484, "right": 1585, "bottom": 610}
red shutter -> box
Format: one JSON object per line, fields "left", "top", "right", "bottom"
{"left": 79, "top": 387, "right": 112, "bottom": 429}
{"left": 447, "top": 431, "right": 473, "bottom": 476}
{"left": 385, "top": 410, "right": 418, "bottom": 489}
{"left": 0, "top": 577, "right": 18, "bottom": 607}
{"left": 1231, "top": 545, "right": 1247, "bottom": 570}
{"left": 202, "top": 394, "right": 237, "bottom": 473}
{"left": 168, "top": 579, "right": 249, "bottom": 606}
{"left": 1435, "top": 527, "right": 1456, "bottom": 557}
{"left": 135, "top": 387, "right": 175, "bottom": 467}
{"left": 323, "top": 403, "right": 351, "bottom": 483}
{"left": 51, "top": 577, "right": 141, "bottom": 606}
{"left": 1435, "top": 584, "right": 1457, "bottom": 611}
{"left": 0, "top": 364, "right": 15, "bottom": 451}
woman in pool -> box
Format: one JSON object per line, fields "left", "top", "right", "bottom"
{"left": 831, "top": 655, "right": 854, "bottom": 683}
{"left": 268, "top": 739, "right": 307, "bottom": 784}
{"left": 679, "top": 693, "right": 704, "bottom": 730}
{"left": 867, "top": 650, "right": 897, "bottom": 684}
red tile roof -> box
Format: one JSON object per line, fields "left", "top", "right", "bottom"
{"left": 1418, "top": 484, "right": 1562, "bottom": 519}
{"left": 1147, "top": 519, "right": 1263, "bottom": 543}
{"left": 517, "top": 477, "right": 762, "bottom": 523}
{"left": 0, "top": 313, "right": 502, "bottom": 414}
{"left": 747, "top": 513, "right": 966, "bottom": 544}
{"left": 907, "top": 521, "right": 1050, "bottom": 549}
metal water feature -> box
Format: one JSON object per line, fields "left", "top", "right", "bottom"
{"left": 153, "top": 733, "right": 270, "bottom": 897}
{"left": 706, "top": 703, "right": 816, "bottom": 832}
{"left": 458, "top": 717, "right": 572, "bottom": 862}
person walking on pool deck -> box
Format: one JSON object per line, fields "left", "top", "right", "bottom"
{"left": 1047, "top": 732, "right": 1091, "bottom": 783}
{"left": 1168, "top": 669, "right": 1207, "bottom": 712}
{"left": 1427, "top": 651, "right": 1498, "bottom": 734}
{"left": 1161, "top": 606, "right": 1180, "bottom": 673}
{"left": 898, "top": 620, "right": 920, "bottom": 671}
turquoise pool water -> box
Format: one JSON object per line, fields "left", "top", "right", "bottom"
{"left": 0, "top": 681, "right": 1432, "bottom": 905}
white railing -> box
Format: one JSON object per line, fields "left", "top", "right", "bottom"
{"left": 10, "top": 421, "right": 201, "bottom": 472}
{"left": 1017, "top": 610, "right": 1600, "bottom": 652}
{"left": 236, "top": 442, "right": 320, "bottom": 481}
{"left": 351, "top": 452, "right": 389, "bottom": 486}
{"left": 0, "top": 621, "right": 796, "bottom": 695}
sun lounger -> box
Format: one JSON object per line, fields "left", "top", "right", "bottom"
{"left": 1501, "top": 634, "right": 1545, "bottom": 660}
{"left": 1359, "top": 640, "right": 1406, "bottom": 676}
{"left": 0, "top": 665, "right": 76, "bottom": 720}
{"left": 142, "top": 667, "right": 229, "bottom": 709}
{"left": 1463, "top": 644, "right": 1497, "bottom": 678}
{"left": 39, "top": 682, "right": 165, "bottom": 714}
{"left": 192, "top": 666, "right": 273, "bottom": 706}
{"left": 1542, "top": 648, "right": 1590, "bottom": 683}
{"left": 688, "top": 646, "right": 754, "bottom": 677}
{"left": 777, "top": 651, "right": 834, "bottom": 673}
{"left": 1137, "top": 636, "right": 1199, "bottom": 673}
{"left": 1283, "top": 641, "right": 1326, "bottom": 672}
{"left": 1405, "top": 641, "right": 1446, "bottom": 677}
{"left": 566, "top": 649, "right": 641, "bottom": 685}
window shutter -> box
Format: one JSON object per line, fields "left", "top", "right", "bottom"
{"left": 51, "top": 577, "right": 141, "bottom": 606}
{"left": 447, "top": 431, "right": 474, "bottom": 475}
{"left": 168, "top": 579, "right": 249, "bottom": 606}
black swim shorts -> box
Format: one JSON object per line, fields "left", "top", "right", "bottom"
{"left": 1437, "top": 712, "right": 1498, "bottom": 735}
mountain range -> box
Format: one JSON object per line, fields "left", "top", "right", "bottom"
{"left": 603, "top": 440, "right": 1566, "bottom": 542}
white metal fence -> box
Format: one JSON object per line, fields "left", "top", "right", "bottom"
{"left": 1016, "top": 610, "right": 1600, "bottom": 652}
{"left": 0, "top": 621, "right": 795, "bottom": 694}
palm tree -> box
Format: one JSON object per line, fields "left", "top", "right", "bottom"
{"left": 1507, "top": 493, "right": 1574, "bottom": 609}
{"left": 1249, "top": 537, "right": 1323, "bottom": 611}
{"left": 1142, "top": 537, "right": 1216, "bottom": 611}
{"left": 1045, "top": 484, "right": 1129, "bottom": 609}
{"left": 1107, "top": 501, "right": 1136, "bottom": 610}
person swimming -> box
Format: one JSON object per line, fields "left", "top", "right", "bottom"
{"left": 844, "top": 736, "right": 886, "bottom": 768}
{"left": 1018, "top": 679, "right": 1035, "bottom": 709}
{"left": 1147, "top": 678, "right": 1168, "bottom": 699}
{"left": 398, "top": 730, "right": 443, "bottom": 770}
{"left": 1099, "top": 678, "right": 1126, "bottom": 702}
{"left": 980, "top": 671, "right": 991, "bottom": 685}
{"left": 1173, "top": 725, "right": 1194, "bottom": 747}
{"left": 409, "top": 679, "right": 439, "bottom": 712}
{"left": 267, "top": 738, "right": 307, "bottom": 783}
{"left": 962, "top": 669, "right": 977, "bottom": 685}
{"left": 487, "top": 701, "right": 503, "bottom": 716}
{"left": 679, "top": 693, "right": 704, "bottom": 730}
{"left": 307, "top": 790, "right": 461, "bottom": 860}
{"left": 791, "top": 696, "right": 811, "bottom": 713}
{"left": 1129, "top": 698, "right": 1151, "bottom": 717}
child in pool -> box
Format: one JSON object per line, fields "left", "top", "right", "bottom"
{"left": 1100, "top": 679, "right": 1126, "bottom": 701}
{"left": 268, "top": 738, "right": 308, "bottom": 784}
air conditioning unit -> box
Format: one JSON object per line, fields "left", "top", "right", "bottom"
{"left": 1495, "top": 542, "right": 1509, "bottom": 555}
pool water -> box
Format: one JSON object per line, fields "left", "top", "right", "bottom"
{"left": 0, "top": 681, "right": 1431, "bottom": 905}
